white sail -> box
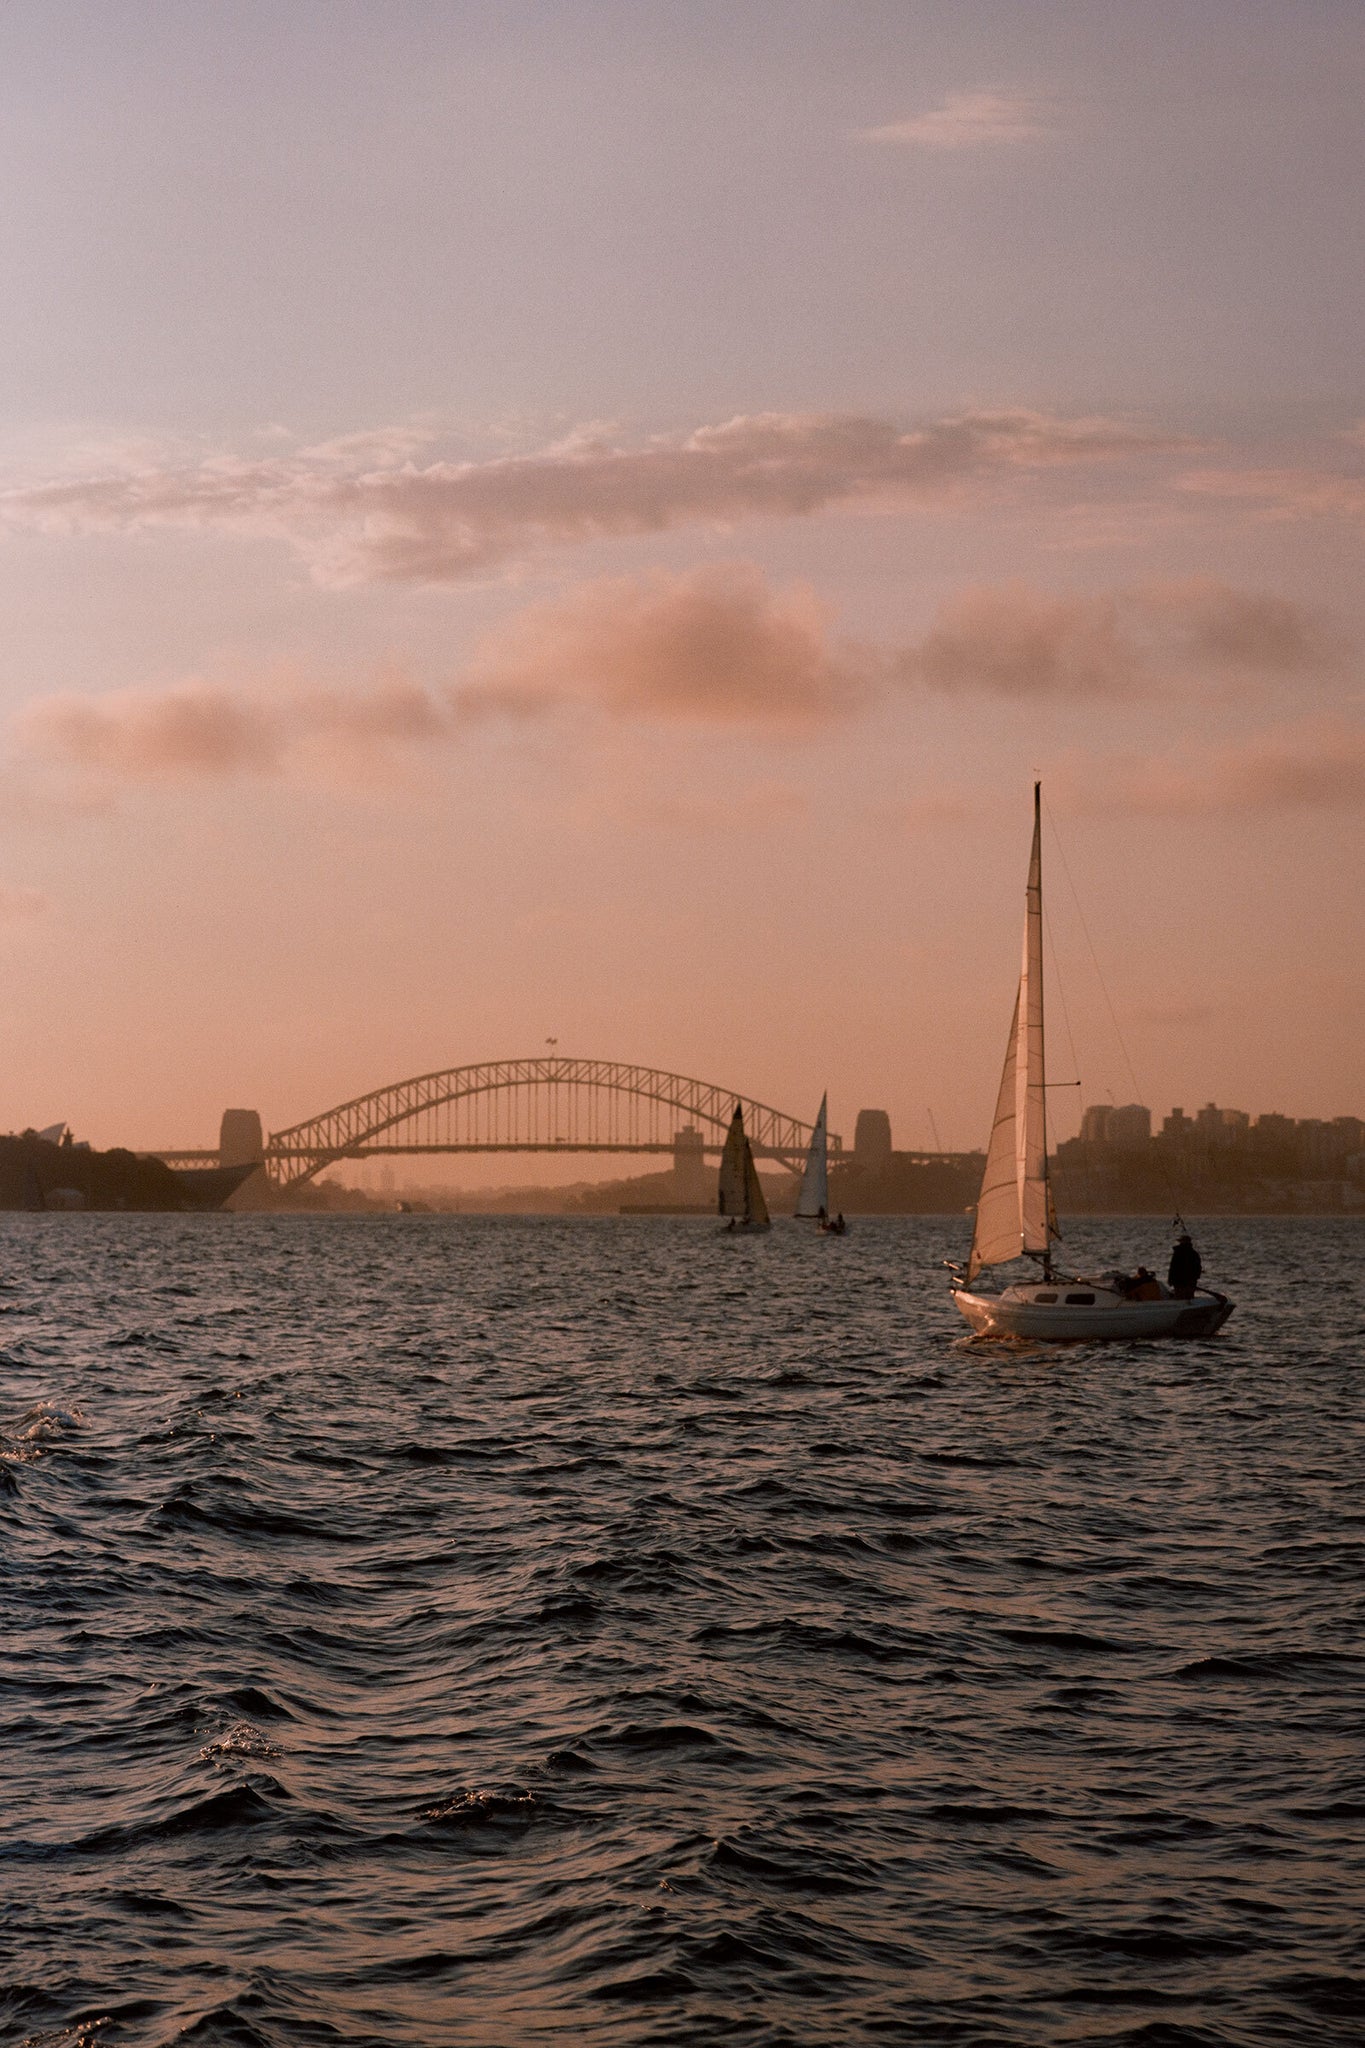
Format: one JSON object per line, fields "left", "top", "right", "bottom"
{"left": 717, "top": 1106, "right": 749, "bottom": 1217}
{"left": 794, "top": 1093, "right": 829, "bottom": 1217}
{"left": 967, "top": 785, "right": 1051, "bottom": 1281}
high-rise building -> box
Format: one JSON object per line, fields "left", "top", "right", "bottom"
{"left": 1081, "top": 1104, "right": 1150, "bottom": 1147}
{"left": 1108, "top": 1104, "right": 1152, "bottom": 1149}
{"left": 854, "top": 1109, "right": 892, "bottom": 1167}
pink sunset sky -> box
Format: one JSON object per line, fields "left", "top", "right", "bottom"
{"left": 0, "top": 0, "right": 1361, "bottom": 1162}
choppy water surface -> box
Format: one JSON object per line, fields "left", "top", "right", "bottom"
{"left": 2, "top": 1214, "right": 1362, "bottom": 2048}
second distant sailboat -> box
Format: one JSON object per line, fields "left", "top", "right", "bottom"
{"left": 794, "top": 1093, "right": 846, "bottom": 1232}
{"left": 717, "top": 1103, "right": 771, "bottom": 1232}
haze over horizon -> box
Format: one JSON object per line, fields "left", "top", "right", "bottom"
{"left": 1, "top": 0, "right": 1361, "bottom": 1157}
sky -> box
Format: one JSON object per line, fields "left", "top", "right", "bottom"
{"left": 0, "top": 0, "right": 1362, "bottom": 1162}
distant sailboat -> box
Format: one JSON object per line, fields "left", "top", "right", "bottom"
{"left": 795, "top": 1094, "right": 829, "bottom": 1219}
{"left": 949, "top": 785, "right": 1233, "bottom": 1341}
{"left": 718, "top": 1103, "right": 771, "bottom": 1233}
{"left": 794, "top": 1094, "right": 847, "bottom": 1233}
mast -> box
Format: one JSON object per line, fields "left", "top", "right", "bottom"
{"left": 1029, "top": 781, "right": 1054, "bottom": 1277}
{"left": 966, "top": 783, "right": 1054, "bottom": 1282}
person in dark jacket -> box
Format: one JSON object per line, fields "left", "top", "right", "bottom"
{"left": 1168, "top": 1234, "right": 1202, "bottom": 1298}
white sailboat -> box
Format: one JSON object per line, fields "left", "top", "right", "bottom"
{"left": 718, "top": 1103, "right": 772, "bottom": 1233}
{"left": 949, "top": 786, "right": 1233, "bottom": 1342}
{"left": 794, "top": 1093, "right": 834, "bottom": 1224}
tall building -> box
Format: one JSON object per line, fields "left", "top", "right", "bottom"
{"left": 854, "top": 1109, "right": 892, "bottom": 1167}
{"left": 1080, "top": 1104, "right": 1150, "bottom": 1148}
{"left": 1108, "top": 1104, "right": 1152, "bottom": 1149}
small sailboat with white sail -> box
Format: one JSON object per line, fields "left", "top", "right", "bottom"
{"left": 793, "top": 1092, "right": 846, "bottom": 1231}
{"left": 718, "top": 1103, "right": 771, "bottom": 1233}
{"left": 948, "top": 786, "right": 1233, "bottom": 1342}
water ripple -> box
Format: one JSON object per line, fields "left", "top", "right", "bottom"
{"left": 0, "top": 1212, "right": 1361, "bottom": 2046}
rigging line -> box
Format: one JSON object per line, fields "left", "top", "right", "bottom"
{"left": 1043, "top": 797, "right": 1189, "bottom": 1225}
{"left": 1043, "top": 800, "right": 1144, "bottom": 1101}
{"left": 1043, "top": 886, "right": 1084, "bottom": 1122}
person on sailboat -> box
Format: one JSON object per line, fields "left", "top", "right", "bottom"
{"left": 1168, "top": 1234, "right": 1202, "bottom": 1299}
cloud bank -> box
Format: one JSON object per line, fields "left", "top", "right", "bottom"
{"left": 15, "top": 570, "right": 1340, "bottom": 798}
{"left": 901, "top": 578, "right": 1337, "bottom": 698}
{"left": 862, "top": 91, "right": 1052, "bottom": 150}
{"left": 0, "top": 408, "right": 1177, "bottom": 586}
{"left": 17, "top": 567, "right": 868, "bottom": 781}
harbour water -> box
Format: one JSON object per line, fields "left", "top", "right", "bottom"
{"left": 2, "top": 1213, "right": 1362, "bottom": 2047}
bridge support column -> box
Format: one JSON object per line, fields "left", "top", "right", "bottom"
{"left": 672, "top": 1125, "right": 710, "bottom": 1203}
{"left": 219, "top": 1109, "right": 273, "bottom": 1210}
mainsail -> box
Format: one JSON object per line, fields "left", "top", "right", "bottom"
{"left": 967, "top": 784, "right": 1052, "bottom": 1281}
{"left": 794, "top": 1093, "right": 829, "bottom": 1218}
{"left": 718, "top": 1105, "right": 750, "bottom": 1218}
{"left": 743, "top": 1141, "right": 770, "bottom": 1228}
{"left": 718, "top": 1103, "right": 769, "bottom": 1226}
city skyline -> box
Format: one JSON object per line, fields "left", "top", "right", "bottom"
{"left": 0, "top": 1, "right": 1362, "bottom": 1154}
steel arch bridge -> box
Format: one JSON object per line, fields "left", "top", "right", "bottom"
{"left": 253, "top": 1058, "right": 841, "bottom": 1190}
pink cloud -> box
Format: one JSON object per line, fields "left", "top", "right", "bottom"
{"left": 0, "top": 408, "right": 1179, "bottom": 586}
{"left": 862, "top": 91, "right": 1053, "bottom": 150}
{"left": 26, "top": 686, "right": 286, "bottom": 778}
{"left": 1057, "top": 719, "right": 1365, "bottom": 816}
{"left": 1178, "top": 465, "right": 1365, "bottom": 523}
{"left": 13, "top": 570, "right": 1340, "bottom": 794}
{"left": 900, "top": 577, "right": 1337, "bottom": 698}
{"left": 461, "top": 564, "right": 867, "bottom": 727}
{"left": 14, "top": 567, "right": 869, "bottom": 788}
{"left": 19, "top": 677, "right": 455, "bottom": 784}
{"left": 907, "top": 584, "right": 1137, "bottom": 698}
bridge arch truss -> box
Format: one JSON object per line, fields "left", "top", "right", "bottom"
{"left": 265, "top": 1057, "right": 842, "bottom": 1190}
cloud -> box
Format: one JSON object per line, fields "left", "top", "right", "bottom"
{"left": 862, "top": 91, "right": 1052, "bottom": 150}
{"left": 27, "top": 686, "right": 287, "bottom": 778}
{"left": 1058, "top": 719, "right": 1365, "bottom": 816}
{"left": 461, "top": 564, "right": 867, "bottom": 727}
{"left": 898, "top": 577, "right": 1338, "bottom": 698}
{"left": 1178, "top": 465, "right": 1365, "bottom": 524}
{"left": 906, "top": 585, "right": 1137, "bottom": 698}
{"left": 1132, "top": 577, "right": 1338, "bottom": 672}
{"left": 0, "top": 407, "right": 1178, "bottom": 586}
{"left": 19, "top": 676, "right": 456, "bottom": 785}
{"left": 13, "top": 569, "right": 1337, "bottom": 795}
{"left": 14, "top": 566, "right": 871, "bottom": 788}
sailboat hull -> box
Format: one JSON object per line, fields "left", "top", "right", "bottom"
{"left": 952, "top": 1282, "right": 1233, "bottom": 1343}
